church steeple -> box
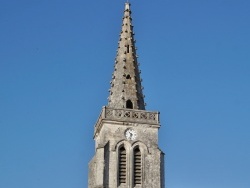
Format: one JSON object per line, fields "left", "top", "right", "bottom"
{"left": 89, "top": 3, "right": 164, "bottom": 188}
{"left": 108, "top": 3, "right": 145, "bottom": 110}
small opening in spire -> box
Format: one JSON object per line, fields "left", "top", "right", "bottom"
{"left": 126, "top": 74, "right": 131, "bottom": 79}
{"left": 126, "top": 100, "right": 133, "bottom": 109}
{"left": 127, "top": 45, "right": 130, "bottom": 53}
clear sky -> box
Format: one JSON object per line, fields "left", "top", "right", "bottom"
{"left": 0, "top": 0, "right": 250, "bottom": 188}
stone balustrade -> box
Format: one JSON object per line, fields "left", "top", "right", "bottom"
{"left": 95, "top": 107, "right": 160, "bottom": 129}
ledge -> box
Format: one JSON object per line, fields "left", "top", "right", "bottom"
{"left": 94, "top": 106, "right": 160, "bottom": 138}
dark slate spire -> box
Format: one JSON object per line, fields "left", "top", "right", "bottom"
{"left": 108, "top": 3, "right": 145, "bottom": 110}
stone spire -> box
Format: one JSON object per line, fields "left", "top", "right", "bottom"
{"left": 108, "top": 3, "right": 145, "bottom": 110}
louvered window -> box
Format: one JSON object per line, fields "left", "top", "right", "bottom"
{"left": 119, "top": 146, "right": 126, "bottom": 184}
{"left": 134, "top": 148, "right": 142, "bottom": 185}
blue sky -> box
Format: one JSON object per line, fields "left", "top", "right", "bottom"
{"left": 0, "top": 0, "right": 250, "bottom": 187}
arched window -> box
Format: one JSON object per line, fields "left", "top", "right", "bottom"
{"left": 119, "top": 146, "right": 127, "bottom": 185}
{"left": 133, "top": 147, "right": 142, "bottom": 186}
{"left": 126, "top": 100, "right": 133, "bottom": 109}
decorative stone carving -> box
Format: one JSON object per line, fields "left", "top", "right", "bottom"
{"left": 101, "top": 107, "right": 159, "bottom": 124}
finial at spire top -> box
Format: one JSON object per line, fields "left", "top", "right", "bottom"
{"left": 125, "top": 2, "right": 130, "bottom": 10}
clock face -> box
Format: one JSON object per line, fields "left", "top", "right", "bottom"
{"left": 125, "top": 129, "right": 137, "bottom": 141}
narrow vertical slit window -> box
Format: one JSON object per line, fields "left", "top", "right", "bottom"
{"left": 119, "top": 146, "right": 127, "bottom": 185}
{"left": 127, "top": 45, "right": 130, "bottom": 53}
{"left": 134, "top": 147, "right": 142, "bottom": 186}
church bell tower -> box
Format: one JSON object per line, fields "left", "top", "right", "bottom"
{"left": 88, "top": 3, "right": 165, "bottom": 188}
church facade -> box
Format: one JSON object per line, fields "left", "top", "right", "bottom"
{"left": 88, "top": 3, "right": 165, "bottom": 188}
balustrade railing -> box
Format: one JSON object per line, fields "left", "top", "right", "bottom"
{"left": 95, "top": 107, "right": 159, "bottom": 127}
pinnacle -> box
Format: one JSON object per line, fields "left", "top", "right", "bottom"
{"left": 108, "top": 3, "right": 145, "bottom": 110}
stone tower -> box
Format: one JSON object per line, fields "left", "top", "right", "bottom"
{"left": 88, "top": 3, "right": 165, "bottom": 188}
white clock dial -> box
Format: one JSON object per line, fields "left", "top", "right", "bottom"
{"left": 125, "top": 129, "right": 137, "bottom": 140}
